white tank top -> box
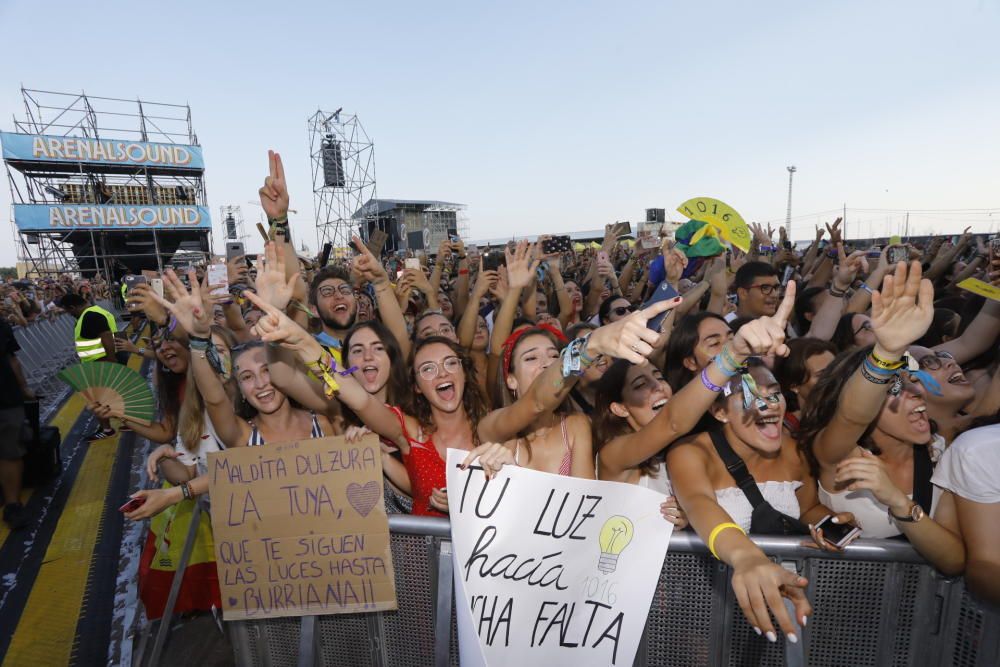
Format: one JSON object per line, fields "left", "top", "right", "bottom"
{"left": 715, "top": 481, "right": 803, "bottom": 534}
{"left": 637, "top": 461, "right": 673, "bottom": 496}
{"left": 818, "top": 484, "right": 941, "bottom": 539}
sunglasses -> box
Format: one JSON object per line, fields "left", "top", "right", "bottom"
{"left": 610, "top": 305, "right": 635, "bottom": 318}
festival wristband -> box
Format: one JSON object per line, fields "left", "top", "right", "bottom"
{"left": 719, "top": 345, "right": 741, "bottom": 375}
{"left": 268, "top": 214, "right": 288, "bottom": 225}
{"left": 859, "top": 283, "right": 873, "bottom": 295}
{"left": 181, "top": 482, "right": 192, "bottom": 500}
{"left": 860, "top": 363, "right": 892, "bottom": 385}
{"left": 701, "top": 367, "right": 725, "bottom": 392}
{"left": 708, "top": 522, "right": 746, "bottom": 560}
{"left": 869, "top": 349, "right": 905, "bottom": 371}
{"left": 863, "top": 357, "right": 897, "bottom": 376}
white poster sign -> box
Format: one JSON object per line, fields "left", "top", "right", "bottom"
{"left": 446, "top": 449, "right": 672, "bottom": 667}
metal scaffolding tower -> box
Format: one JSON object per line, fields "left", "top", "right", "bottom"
{"left": 308, "top": 109, "right": 376, "bottom": 252}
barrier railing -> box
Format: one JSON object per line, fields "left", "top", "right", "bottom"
{"left": 227, "top": 515, "right": 999, "bottom": 667}
{"left": 12, "top": 300, "right": 124, "bottom": 421}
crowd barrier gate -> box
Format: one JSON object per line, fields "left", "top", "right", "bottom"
{"left": 225, "top": 515, "right": 999, "bottom": 667}
{"left": 12, "top": 300, "right": 124, "bottom": 421}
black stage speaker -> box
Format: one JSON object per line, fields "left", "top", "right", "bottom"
{"left": 225, "top": 212, "right": 237, "bottom": 239}
{"left": 646, "top": 208, "right": 666, "bottom": 223}
{"left": 407, "top": 230, "right": 425, "bottom": 251}
{"left": 321, "top": 137, "right": 345, "bottom": 188}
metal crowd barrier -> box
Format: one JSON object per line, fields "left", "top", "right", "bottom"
{"left": 226, "top": 516, "right": 999, "bottom": 667}
{"left": 12, "top": 299, "right": 124, "bottom": 421}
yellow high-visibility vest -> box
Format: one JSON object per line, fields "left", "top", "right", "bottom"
{"left": 74, "top": 305, "right": 118, "bottom": 362}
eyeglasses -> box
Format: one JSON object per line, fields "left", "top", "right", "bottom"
{"left": 918, "top": 350, "right": 956, "bottom": 371}
{"left": 610, "top": 305, "right": 635, "bottom": 318}
{"left": 746, "top": 283, "right": 780, "bottom": 296}
{"left": 318, "top": 284, "right": 354, "bottom": 298}
{"left": 421, "top": 323, "right": 456, "bottom": 337}
{"left": 417, "top": 355, "right": 463, "bottom": 381}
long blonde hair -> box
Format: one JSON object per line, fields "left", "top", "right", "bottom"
{"left": 178, "top": 326, "right": 238, "bottom": 453}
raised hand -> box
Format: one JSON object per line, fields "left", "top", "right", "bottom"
{"left": 731, "top": 281, "right": 796, "bottom": 358}
{"left": 227, "top": 254, "right": 249, "bottom": 286}
{"left": 258, "top": 150, "right": 289, "bottom": 221}
{"left": 870, "top": 261, "right": 934, "bottom": 356}
{"left": 127, "top": 283, "right": 167, "bottom": 325}
{"left": 254, "top": 241, "right": 299, "bottom": 311}
{"left": 505, "top": 240, "right": 539, "bottom": 290}
{"left": 586, "top": 296, "right": 684, "bottom": 365}
{"left": 833, "top": 244, "right": 869, "bottom": 291}
{"left": 825, "top": 217, "right": 844, "bottom": 247}
{"left": 351, "top": 235, "right": 389, "bottom": 286}
{"left": 148, "top": 269, "right": 213, "bottom": 337}
{"left": 472, "top": 259, "right": 499, "bottom": 299}
{"left": 662, "top": 241, "right": 688, "bottom": 285}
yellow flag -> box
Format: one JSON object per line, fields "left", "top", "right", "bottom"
{"left": 676, "top": 197, "right": 751, "bottom": 252}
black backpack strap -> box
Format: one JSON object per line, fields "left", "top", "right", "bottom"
{"left": 708, "top": 428, "right": 768, "bottom": 510}
{"left": 913, "top": 444, "right": 933, "bottom": 514}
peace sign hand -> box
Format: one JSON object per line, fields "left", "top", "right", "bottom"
{"left": 731, "top": 280, "right": 796, "bottom": 359}
{"left": 148, "top": 269, "right": 214, "bottom": 338}
{"left": 870, "top": 261, "right": 934, "bottom": 357}
{"left": 258, "top": 150, "right": 289, "bottom": 221}
{"left": 586, "top": 296, "right": 684, "bottom": 365}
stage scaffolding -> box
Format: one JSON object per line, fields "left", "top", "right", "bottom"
{"left": 3, "top": 87, "right": 211, "bottom": 279}
{"left": 308, "top": 108, "right": 377, "bottom": 253}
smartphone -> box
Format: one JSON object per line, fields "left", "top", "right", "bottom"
{"left": 989, "top": 237, "right": 1000, "bottom": 265}
{"left": 404, "top": 258, "right": 420, "bottom": 271}
{"left": 866, "top": 247, "right": 882, "bottom": 259}
{"left": 123, "top": 275, "right": 147, "bottom": 294}
{"left": 887, "top": 245, "right": 908, "bottom": 265}
{"left": 226, "top": 241, "right": 245, "bottom": 262}
{"left": 482, "top": 251, "right": 506, "bottom": 272}
{"left": 149, "top": 278, "right": 164, "bottom": 299}
{"left": 642, "top": 280, "right": 680, "bottom": 332}
{"left": 118, "top": 496, "right": 147, "bottom": 513}
{"left": 814, "top": 515, "right": 861, "bottom": 549}
{"left": 536, "top": 263, "right": 548, "bottom": 282}
{"left": 207, "top": 263, "right": 229, "bottom": 298}
{"left": 597, "top": 250, "right": 609, "bottom": 265}
{"left": 781, "top": 264, "right": 795, "bottom": 286}
{"left": 320, "top": 242, "right": 333, "bottom": 268}
{"left": 542, "top": 235, "right": 572, "bottom": 255}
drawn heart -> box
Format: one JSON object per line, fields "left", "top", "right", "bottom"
{"left": 346, "top": 481, "right": 380, "bottom": 517}
{"left": 228, "top": 597, "right": 238, "bottom": 607}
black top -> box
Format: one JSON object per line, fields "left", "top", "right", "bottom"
{"left": 0, "top": 319, "right": 24, "bottom": 408}
{"left": 80, "top": 310, "right": 112, "bottom": 340}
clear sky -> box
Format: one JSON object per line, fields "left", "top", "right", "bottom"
{"left": 1, "top": 0, "right": 999, "bottom": 265}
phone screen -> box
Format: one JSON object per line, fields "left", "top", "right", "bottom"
{"left": 816, "top": 516, "right": 857, "bottom": 545}
{"left": 207, "top": 263, "right": 229, "bottom": 297}
{"left": 118, "top": 497, "right": 146, "bottom": 513}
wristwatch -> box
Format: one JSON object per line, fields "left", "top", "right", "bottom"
{"left": 137, "top": 347, "right": 146, "bottom": 356}
{"left": 889, "top": 501, "right": 925, "bottom": 523}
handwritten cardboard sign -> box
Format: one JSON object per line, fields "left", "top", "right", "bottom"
{"left": 207, "top": 434, "right": 397, "bottom": 621}
{"left": 446, "top": 449, "right": 671, "bottom": 667}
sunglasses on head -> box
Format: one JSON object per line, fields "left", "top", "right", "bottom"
{"left": 918, "top": 350, "right": 956, "bottom": 371}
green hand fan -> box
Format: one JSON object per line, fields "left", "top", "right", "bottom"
{"left": 57, "top": 363, "right": 155, "bottom": 425}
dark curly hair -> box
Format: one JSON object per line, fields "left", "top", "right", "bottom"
{"left": 796, "top": 345, "right": 878, "bottom": 477}
{"left": 406, "top": 336, "right": 489, "bottom": 446}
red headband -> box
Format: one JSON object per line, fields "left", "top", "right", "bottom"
{"left": 501, "top": 324, "right": 569, "bottom": 381}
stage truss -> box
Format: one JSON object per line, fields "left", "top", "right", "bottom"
{"left": 308, "top": 109, "right": 376, "bottom": 252}
{"left": 4, "top": 87, "right": 209, "bottom": 278}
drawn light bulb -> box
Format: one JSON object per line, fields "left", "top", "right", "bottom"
{"left": 597, "top": 516, "right": 634, "bottom": 574}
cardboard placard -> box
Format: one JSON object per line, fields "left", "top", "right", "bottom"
{"left": 367, "top": 229, "right": 388, "bottom": 257}
{"left": 208, "top": 434, "right": 397, "bottom": 621}
{"left": 676, "top": 196, "right": 751, "bottom": 252}
{"left": 957, "top": 277, "right": 1000, "bottom": 301}
{"left": 447, "top": 449, "right": 671, "bottom": 667}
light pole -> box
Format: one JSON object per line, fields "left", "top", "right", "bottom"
{"left": 785, "top": 166, "right": 796, "bottom": 241}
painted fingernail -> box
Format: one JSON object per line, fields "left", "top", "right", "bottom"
{"left": 753, "top": 626, "right": 762, "bottom": 636}
{"left": 766, "top": 631, "right": 777, "bottom": 643}
{"left": 787, "top": 633, "right": 798, "bottom": 644}
{"left": 801, "top": 616, "right": 808, "bottom": 626}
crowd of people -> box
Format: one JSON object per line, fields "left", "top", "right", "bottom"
{"left": 4, "top": 150, "right": 999, "bottom": 642}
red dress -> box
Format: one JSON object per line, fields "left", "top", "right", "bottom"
{"left": 389, "top": 407, "right": 447, "bottom": 517}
